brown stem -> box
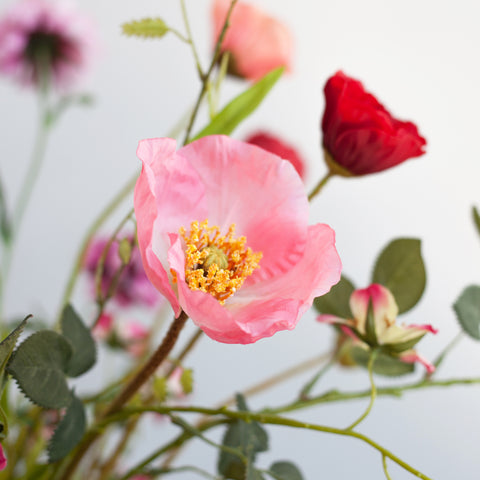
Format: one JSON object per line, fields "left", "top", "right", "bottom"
{"left": 58, "top": 311, "right": 189, "bottom": 480}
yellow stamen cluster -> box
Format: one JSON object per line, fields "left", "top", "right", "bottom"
{"left": 173, "top": 219, "right": 262, "bottom": 304}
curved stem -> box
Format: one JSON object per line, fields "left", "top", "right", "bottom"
{"left": 308, "top": 171, "right": 334, "bottom": 202}
{"left": 382, "top": 454, "right": 393, "bottom": 480}
{"left": 345, "top": 349, "right": 378, "bottom": 430}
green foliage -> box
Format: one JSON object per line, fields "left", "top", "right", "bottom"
{"left": 472, "top": 206, "right": 480, "bottom": 238}
{"left": 351, "top": 347, "right": 414, "bottom": 376}
{"left": 7, "top": 331, "right": 73, "bottom": 409}
{"left": 218, "top": 394, "right": 269, "bottom": 480}
{"left": 122, "top": 18, "right": 169, "bottom": 39}
{"left": 47, "top": 393, "right": 86, "bottom": 462}
{"left": 192, "top": 67, "right": 284, "bottom": 141}
{"left": 314, "top": 275, "right": 355, "bottom": 318}
{"left": 372, "top": 238, "right": 426, "bottom": 314}
{"left": 268, "top": 461, "right": 304, "bottom": 480}
{"left": 180, "top": 368, "right": 193, "bottom": 394}
{"left": 453, "top": 285, "right": 480, "bottom": 340}
{"left": 60, "top": 304, "right": 96, "bottom": 377}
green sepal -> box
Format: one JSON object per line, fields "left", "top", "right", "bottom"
{"left": 191, "top": 67, "right": 284, "bottom": 141}
{"left": 47, "top": 392, "right": 86, "bottom": 462}
{"left": 453, "top": 285, "right": 480, "bottom": 340}
{"left": 351, "top": 347, "right": 415, "bottom": 377}
{"left": 364, "top": 299, "right": 378, "bottom": 347}
{"left": 60, "top": 304, "right": 96, "bottom": 377}
{"left": 313, "top": 275, "right": 355, "bottom": 318}
{"left": 383, "top": 333, "right": 426, "bottom": 354}
{"left": 267, "top": 461, "right": 304, "bottom": 480}
{"left": 217, "top": 394, "right": 269, "bottom": 480}
{"left": 371, "top": 238, "right": 426, "bottom": 314}
{"left": 122, "top": 18, "right": 169, "bottom": 39}
{"left": 6, "top": 331, "right": 73, "bottom": 409}
{"left": 118, "top": 238, "right": 132, "bottom": 265}
{"left": 472, "top": 206, "right": 480, "bottom": 238}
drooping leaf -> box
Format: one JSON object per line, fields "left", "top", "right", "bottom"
{"left": 453, "top": 285, "right": 480, "bottom": 340}
{"left": 7, "top": 331, "right": 73, "bottom": 409}
{"left": 192, "top": 67, "right": 284, "bottom": 141}
{"left": 371, "top": 238, "right": 426, "bottom": 314}
{"left": 218, "top": 394, "right": 269, "bottom": 480}
{"left": 122, "top": 18, "right": 169, "bottom": 39}
{"left": 47, "top": 393, "right": 86, "bottom": 462}
{"left": 61, "top": 304, "right": 96, "bottom": 377}
{"left": 268, "top": 461, "right": 304, "bottom": 480}
{"left": 472, "top": 206, "right": 480, "bottom": 238}
{"left": 313, "top": 275, "right": 355, "bottom": 318}
{"left": 351, "top": 347, "right": 414, "bottom": 376}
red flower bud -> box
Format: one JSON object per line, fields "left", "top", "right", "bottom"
{"left": 321, "top": 71, "right": 426, "bottom": 176}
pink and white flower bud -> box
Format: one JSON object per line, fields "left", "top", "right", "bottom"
{"left": 91, "top": 313, "right": 114, "bottom": 341}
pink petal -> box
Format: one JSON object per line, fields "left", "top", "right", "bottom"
{"left": 408, "top": 324, "right": 439, "bottom": 335}
{"left": 0, "top": 444, "right": 6, "bottom": 470}
{"left": 400, "top": 351, "right": 436, "bottom": 374}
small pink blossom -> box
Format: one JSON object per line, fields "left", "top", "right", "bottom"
{"left": 0, "top": 0, "right": 96, "bottom": 90}
{"left": 117, "top": 321, "right": 150, "bottom": 358}
{"left": 134, "top": 135, "right": 341, "bottom": 344}
{"left": 91, "top": 312, "right": 114, "bottom": 341}
{"left": 317, "top": 284, "right": 437, "bottom": 372}
{"left": 212, "top": 0, "right": 293, "bottom": 81}
{"left": 0, "top": 444, "right": 6, "bottom": 471}
{"left": 246, "top": 131, "right": 306, "bottom": 180}
{"left": 84, "top": 236, "right": 162, "bottom": 309}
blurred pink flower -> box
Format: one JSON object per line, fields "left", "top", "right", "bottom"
{"left": 134, "top": 135, "right": 341, "bottom": 344}
{"left": 117, "top": 321, "right": 150, "bottom": 358}
{"left": 0, "top": 0, "right": 96, "bottom": 89}
{"left": 246, "top": 131, "right": 306, "bottom": 180}
{"left": 0, "top": 444, "right": 6, "bottom": 470}
{"left": 84, "top": 237, "right": 162, "bottom": 309}
{"left": 91, "top": 312, "right": 114, "bottom": 341}
{"left": 318, "top": 283, "right": 437, "bottom": 372}
{"left": 212, "top": 0, "right": 293, "bottom": 81}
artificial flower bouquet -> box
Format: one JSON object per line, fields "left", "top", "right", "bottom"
{"left": 0, "top": 0, "right": 478, "bottom": 479}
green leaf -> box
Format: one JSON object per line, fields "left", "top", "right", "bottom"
{"left": 61, "top": 304, "right": 96, "bottom": 377}
{"left": 371, "top": 238, "right": 426, "bottom": 314}
{"left": 472, "top": 206, "right": 480, "bottom": 238}
{"left": 7, "top": 331, "right": 73, "bottom": 409}
{"left": 268, "top": 461, "right": 304, "bottom": 480}
{"left": 453, "top": 285, "right": 480, "bottom": 340}
{"left": 0, "top": 316, "right": 29, "bottom": 389}
{"left": 47, "top": 393, "right": 86, "bottom": 462}
{"left": 313, "top": 275, "right": 355, "bottom": 318}
{"left": 122, "top": 18, "right": 169, "bottom": 39}
{"left": 351, "top": 347, "right": 414, "bottom": 376}
{"left": 191, "top": 67, "right": 284, "bottom": 141}
{"left": 218, "top": 394, "right": 269, "bottom": 480}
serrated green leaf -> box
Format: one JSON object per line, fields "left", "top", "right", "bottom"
{"left": 351, "top": 347, "right": 414, "bottom": 377}
{"left": 7, "top": 331, "right": 73, "bottom": 409}
{"left": 314, "top": 275, "right": 355, "bottom": 318}
{"left": 268, "top": 461, "right": 304, "bottom": 480}
{"left": 472, "top": 206, "right": 480, "bottom": 238}
{"left": 61, "top": 304, "right": 96, "bottom": 377}
{"left": 453, "top": 285, "right": 480, "bottom": 340}
{"left": 191, "top": 67, "right": 284, "bottom": 141}
{"left": 0, "top": 316, "right": 29, "bottom": 388}
{"left": 122, "top": 18, "right": 169, "bottom": 39}
{"left": 47, "top": 393, "right": 86, "bottom": 462}
{"left": 371, "top": 238, "right": 426, "bottom": 314}
{"left": 218, "top": 395, "right": 269, "bottom": 480}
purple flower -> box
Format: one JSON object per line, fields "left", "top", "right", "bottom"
{"left": 84, "top": 237, "right": 162, "bottom": 309}
{"left": 0, "top": 0, "right": 96, "bottom": 90}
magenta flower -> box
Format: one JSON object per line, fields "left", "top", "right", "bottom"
{"left": 212, "top": 0, "right": 293, "bottom": 81}
{"left": 317, "top": 284, "right": 437, "bottom": 372}
{"left": 84, "top": 237, "right": 162, "bottom": 309}
{"left": 0, "top": 0, "right": 95, "bottom": 89}
{"left": 0, "top": 444, "right": 6, "bottom": 471}
{"left": 134, "top": 135, "right": 341, "bottom": 344}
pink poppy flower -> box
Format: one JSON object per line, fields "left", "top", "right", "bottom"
{"left": 212, "top": 0, "right": 293, "bottom": 81}
{"left": 84, "top": 236, "right": 162, "bottom": 309}
{"left": 317, "top": 284, "right": 437, "bottom": 372}
{"left": 321, "top": 71, "right": 426, "bottom": 176}
{"left": 0, "top": 0, "right": 96, "bottom": 90}
{"left": 134, "top": 135, "right": 341, "bottom": 344}
{"left": 0, "top": 444, "right": 6, "bottom": 471}
{"left": 245, "top": 131, "right": 306, "bottom": 180}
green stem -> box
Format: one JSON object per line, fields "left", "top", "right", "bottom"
{"left": 382, "top": 454, "right": 393, "bottom": 480}
{"left": 429, "top": 331, "right": 464, "bottom": 376}
{"left": 57, "top": 171, "right": 138, "bottom": 319}
{"left": 298, "top": 350, "right": 337, "bottom": 400}
{"left": 179, "top": 0, "right": 204, "bottom": 79}
{"left": 308, "top": 171, "right": 334, "bottom": 202}
{"left": 345, "top": 349, "right": 378, "bottom": 430}
{"left": 105, "top": 405, "right": 432, "bottom": 480}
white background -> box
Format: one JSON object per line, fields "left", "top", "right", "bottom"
{"left": 1, "top": 0, "right": 480, "bottom": 479}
